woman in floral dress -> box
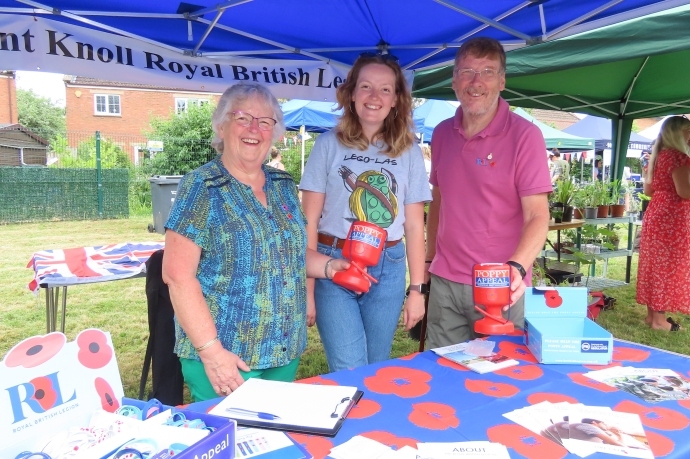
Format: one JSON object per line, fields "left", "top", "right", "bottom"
{"left": 637, "top": 116, "right": 690, "bottom": 331}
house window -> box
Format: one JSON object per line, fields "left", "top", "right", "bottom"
{"left": 94, "top": 94, "right": 121, "bottom": 116}
{"left": 176, "top": 98, "right": 209, "bottom": 114}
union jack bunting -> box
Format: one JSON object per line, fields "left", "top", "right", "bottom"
{"left": 27, "top": 242, "right": 164, "bottom": 292}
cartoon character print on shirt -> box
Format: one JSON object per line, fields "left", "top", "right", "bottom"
{"left": 338, "top": 166, "right": 398, "bottom": 228}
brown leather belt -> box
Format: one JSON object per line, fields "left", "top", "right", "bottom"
{"left": 318, "top": 233, "right": 401, "bottom": 249}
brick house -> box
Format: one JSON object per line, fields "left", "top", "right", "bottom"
{"left": 0, "top": 71, "right": 19, "bottom": 125}
{"left": 63, "top": 76, "right": 221, "bottom": 164}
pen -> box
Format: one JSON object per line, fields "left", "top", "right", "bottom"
{"left": 226, "top": 407, "right": 281, "bottom": 420}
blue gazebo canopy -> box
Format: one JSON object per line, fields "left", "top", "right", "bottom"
{"left": 281, "top": 100, "right": 342, "bottom": 133}
{"left": 412, "top": 100, "right": 459, "bottom": 142}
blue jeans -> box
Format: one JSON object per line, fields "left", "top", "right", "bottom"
{"left": 315, "top": 240, "right": 407, "bottom": 372}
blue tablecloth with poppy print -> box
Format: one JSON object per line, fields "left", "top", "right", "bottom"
{"left": 188, "top": 334, "right": 690, "bottom": 459}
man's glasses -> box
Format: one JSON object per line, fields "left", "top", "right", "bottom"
{"left": 455, "top": 68, "right": 502, "bottom": 81}
{"left": 359, "top": 51, "right": 400, "bottom": 64}
{"left": 230, "top": 111, "right": 277, "bottom": 131}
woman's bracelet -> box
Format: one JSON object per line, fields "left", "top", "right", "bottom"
{"left": 324, "top": 258, "right": 335, "bottom": 280}
{"left": 194, "top": 337, "right": 219, "bottom": 353}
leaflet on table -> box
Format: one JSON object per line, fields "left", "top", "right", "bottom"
{"left": 502, "top": 401, "right": 653, "bottom": 458}
{"left": 430, "top": 342, "right": 519, "bottom": 374}
{"left": 233, "top": 427, "right": 311, "bottom": 459}
{"left": 209, "top": 378, "right": 362, "bottom": 435}
{"left": 585, "top": 367, "right": 690, "bottom": 403}
{"left": 328, "top": 435, "right": 395, "bottom": 459}
{"left": 563, "top": 405, "right": 653, "bottom": 459}
{"left": 417, "top": 441, "right": 510, "bottom": 458}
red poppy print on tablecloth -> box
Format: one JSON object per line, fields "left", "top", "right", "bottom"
{"left": 296, "top": 375, "right": 338, "bottom": 386}
{"left": 527, "top": 393, "right": 579, "bottom": 405}
{"left": 495, "top": 364, "right": 543, "bottom": 380}
{"left": 359, "top": 431, "right": 418, "bottom": 450}
{"left": 568, "top": 372, "right": 618, "bottom": 393}
{"left": 487, "top": 424, "right": 567, "bottom": 459}
{"left": 436, "top": 356, "right": 470, "bottom": 372}
{"left": 497, "top": 341, "right": 539, "bottom": 364}
{"left": 95, "top": 377, "right": 120, "bottom": 412}
{"left": 364, "top": 366, "right": 431, "bottom": 398}
{"left": 409, "top": 402, "right": 460, "bottom": 430}
{"left": 679, "top": 399, "right": 690, "bottom": 411}
{"left": 4, "top": 332, "right": 66, "bottom": 368}
{"left": 288, "top": 433, "right": 333, "bottom": 459}
{"left": 30, "top": 376, "right": 58, "bottom": 411}
{"left": 347, "top": 399, "right": 381, "bottom": 419}
{"left": 646, "top": 430, "right": 675, "bottom": 457}
{"left": 613, "top": 347, "right": 650, "bottom": 363}
{"left": 615, "top": 400, "right": 690, "bottom": 431}
{"left": 397, "top": 352, "right": 419, "bottom": 361}
{"left": 77, "top": 329, "right": 113, "bottom": 369}
{"left": 465, "top": 379, "right": 520, "bottom": 398}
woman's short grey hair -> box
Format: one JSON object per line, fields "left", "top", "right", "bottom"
{"left": 211, "top": 83, "right": 286, "bottom": 154}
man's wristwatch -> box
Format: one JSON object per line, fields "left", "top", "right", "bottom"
{"left": 407, "top": 284, "right": 429, "bottom": 295}
{"left": 506, "top": 260, "right": 526, "bottom": 279}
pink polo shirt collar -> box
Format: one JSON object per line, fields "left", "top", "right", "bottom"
{"left": 452, "top": 98, "right": 511, "bottom": 140}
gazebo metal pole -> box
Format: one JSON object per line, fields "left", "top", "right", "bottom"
{"left": 301, "top": 125, "right": 306, "bottom": 176}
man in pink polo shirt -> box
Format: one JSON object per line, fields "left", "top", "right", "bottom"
{"left": 425, "top": 37, "right": 552, "bottom": 347}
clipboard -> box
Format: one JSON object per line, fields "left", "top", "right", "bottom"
{"left": 209, "top": 378, "right": 364, "bottom": 437}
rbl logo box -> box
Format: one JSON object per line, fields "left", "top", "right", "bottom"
{"left": 524, "top": 287, "right": 613, "bottom": 365}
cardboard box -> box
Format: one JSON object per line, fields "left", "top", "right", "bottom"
{"left": 1, "top": 329, "right": 235, "bottom": 458}
{"left": 524, "top": 287, "right": 613, "bottom": 365}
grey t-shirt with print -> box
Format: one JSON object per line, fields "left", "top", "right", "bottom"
{"left": 299, "top": 130, "right": 432, "bottom": 241}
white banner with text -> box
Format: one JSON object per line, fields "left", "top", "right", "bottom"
{"left": 0, "top": 14, "right": 350, "bottom": 101}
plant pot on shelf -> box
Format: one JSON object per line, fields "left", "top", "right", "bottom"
{"left": 573, "top": 208, "right": 584, "bottom": 219}
{"left": 562, "top": 206, "right": 574, "bottom": 222}
{"left": 610, "top": 204, "right": 625, "bottom": 217}
{"left": 597, "top": 205, "right": 610, "bottom": 218}
{"left": 584, "top": 207, "right": 598, "bottom": 219}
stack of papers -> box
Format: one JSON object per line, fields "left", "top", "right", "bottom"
{"left": 431, "top": 342, "right": 519, "bottom": 374}
{"left": 585, "top": 367, "right": 690, "bottom": 403}
{"left": 503, "top": 401, "right": 653, "bottom": 458}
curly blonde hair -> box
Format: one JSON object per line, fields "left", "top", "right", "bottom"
{"left": 334, "top": 55, "right": 414, "bottom": 158}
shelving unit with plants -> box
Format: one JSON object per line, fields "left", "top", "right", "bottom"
{"left": 542, "top": 216, "right": 634, "bottom": 289}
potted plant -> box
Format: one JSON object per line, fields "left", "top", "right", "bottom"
{"left": 609, "top": 179, "right": 626, "bottom": 217}
{"left": 571, "top": 185, "right": 587, "bottom": 219}
{"left": 553, "top": 179, "right": 575, "bottom": 222}
{"left": 594, "top": 180, "right": 610, "bottom": 218}
{"left": 581, "top": 183, "right": 599, "bottom": 219}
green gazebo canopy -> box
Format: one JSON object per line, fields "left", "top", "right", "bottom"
{"left": 413, "top": 4, "right": 690, "bottom": 179}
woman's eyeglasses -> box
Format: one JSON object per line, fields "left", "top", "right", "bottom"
{"left": 454, "top": 68, "right": 503, "bottom": 81}
{"left": 358, "top": 52, "right": 399, "bottom": 64}
{"left": 230, "top": 111, "right": 277, "bottom": 131}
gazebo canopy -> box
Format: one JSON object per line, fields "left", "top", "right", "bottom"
{"left": 513, "top": 108, "right": 594, "bottom": 151}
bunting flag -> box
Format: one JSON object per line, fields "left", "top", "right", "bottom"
{"left": 27, "top": 242, "right": 164, "bottom": 292}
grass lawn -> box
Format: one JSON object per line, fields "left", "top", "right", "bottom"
{"left": 1, "top": 217, "right": 687, "bottom": 401}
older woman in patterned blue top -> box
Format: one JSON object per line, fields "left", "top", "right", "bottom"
{"left": 163, "top": 83, "right": 348, "bottom": 402}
